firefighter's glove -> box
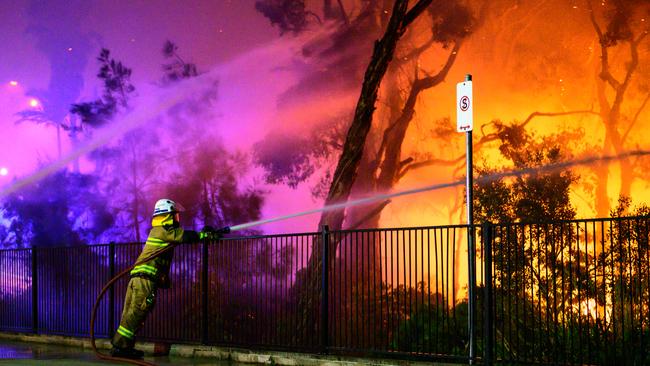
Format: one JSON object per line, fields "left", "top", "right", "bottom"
{"left": 200, "top": 226, "right": 225, "bottom": 240}
{"left": 199, "top": 230, "right": 217, "bottom": 240}
{"left": 199, "top": 226, "right": 230, "bottom": 240}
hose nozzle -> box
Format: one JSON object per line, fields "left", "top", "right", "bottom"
{"left": 216, "top": 226, "right": 231, "bottom": 235}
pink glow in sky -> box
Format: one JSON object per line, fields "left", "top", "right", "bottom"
{"left": 0, "top": 0, "right": 276, "bottom": 187}
{"left": 0, "top": 81, "right": 61, "bottom": 178}
{"left": 0, "top": 1, "right": 357, "bottom": 235}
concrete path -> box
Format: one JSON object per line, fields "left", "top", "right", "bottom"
{"left": 0, "top": 340, "right": 235, "bottom": 365}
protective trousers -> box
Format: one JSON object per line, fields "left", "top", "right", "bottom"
{"left": 111, "top": 276, "right": 157, "bottom": 349}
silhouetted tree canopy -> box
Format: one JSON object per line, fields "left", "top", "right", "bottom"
{"left": 255, "top": 0, "right": 312, "bottom": 34}
{"left": 475, "top": 126, "right": 578, "bottom": 223}
{"left": 70, "top": 48, "right": 135, "bottom": 128}
{"left": 2, "top": 171, "right": 113, "bottom": 248}
{"left": 162, "top": 40, "right": 198, "bottom": 83}
{"left": 428, "top": 0, "right": 474, "bottom": 46}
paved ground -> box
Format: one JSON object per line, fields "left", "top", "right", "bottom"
{"left": 0, "top": 340, "right": 236, "bottom": 365}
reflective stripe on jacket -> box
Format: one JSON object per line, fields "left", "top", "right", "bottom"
{"left": 130, "top": 225, "right": 186, "bottom": 288}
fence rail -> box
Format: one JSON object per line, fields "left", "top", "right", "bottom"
{"left": 0, "top": 216, "right": 649, "bottom": 364}
{"left": 483, "top": 217, "right": 650, "bottom": 365}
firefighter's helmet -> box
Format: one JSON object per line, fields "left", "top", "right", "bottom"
{"left": 152, "top": 199, "right": 185, "bottom": 217}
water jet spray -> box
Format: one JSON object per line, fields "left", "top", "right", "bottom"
{"left": 0, "top": 75, "right": 217, "bottom": 199}
{"left": 229, "top": 150, "right": 650, "bottom": 231}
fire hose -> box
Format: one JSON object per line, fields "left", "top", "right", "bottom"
{"left": 90, "top": 227, "right": 230, "bottom": 366}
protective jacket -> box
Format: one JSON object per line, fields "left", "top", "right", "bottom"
{"left": 130, "top": 214, "right": 199, "bottom": 288}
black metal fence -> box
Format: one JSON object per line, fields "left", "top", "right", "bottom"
{"left": 0, "top": 217, "right": 648, "bottom": 364}
{"left": 482, "top": 217, "right": 650, "bottom": 365}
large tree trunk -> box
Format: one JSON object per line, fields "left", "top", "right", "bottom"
{"left": 317, "top": 0, "right": 431, "bottom": 232}
{"left": 593, "top": 60, "right": 638, "bottom": 217}
{"left": 594, "top": 77, "right": 612, "bottom": 217}
{"left": 337, "top": 68, "right": 401, "bottom": 348}
{"left": 294, "top": 0, "right": 434, "bottom": 345}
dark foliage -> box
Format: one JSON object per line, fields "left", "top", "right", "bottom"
{"left": 254, "top": 114, "right": 347, "bottom": 192}
{"left": 70, "top": 48, "right": 135, "bottom": 128}
{"left": 255, "top": 0, "right": 309, "bottom": 34}
{"left": 68, "top": 100, "right": 116, "bottom": 129}
{"left": 475, "top": 125, "right": 578, "bottom": 224}
{"left": 165, "top": 139, "right": 265, "bottom": 232}
{"left": 428, "top": 0, "right": 474, "bottom": 47}
{"left": 2, "top": 171, "right": 113, "bottom": 248}
{"left": 162, "top": 40, "right": 198, "bottom": 83}
{"left": 253, "top": 132, "right": 317, "bottom": 188}
{"left": 601, "top": 2, "right": 634, "bottom": 46}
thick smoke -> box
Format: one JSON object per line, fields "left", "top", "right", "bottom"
{"left": 22, "top": 0, "right": 94, "bottom": 125}
{"left": 2, "top": 0, "right": 650, "bottom": 247}
{"left": 0, "top": 24, "right": 364, "bottom": 244}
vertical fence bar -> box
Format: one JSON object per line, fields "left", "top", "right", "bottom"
{"left": 31, "top": 247, "right": 38, "bottom": 334}
{"left": 108, "top": 243, "right": 115, "bottom": 338}
{"left": 321, "top": 225, "right": 330, "bottom": 354}
{"left": 482, "top": 223, "right": 493, "bottom": 366}
{"left": 201, "top": 239, "right": 209, "bottom": 344}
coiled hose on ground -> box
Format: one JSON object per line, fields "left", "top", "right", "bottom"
{"left": 91, "top": 226, "right": 231, "bottom": 365}
{"left": 90, "top": 242, "right": 179, "bottom": 366}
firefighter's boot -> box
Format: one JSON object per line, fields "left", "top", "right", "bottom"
{"left": 110, "top": 346, "right": 144, "bottom": 359}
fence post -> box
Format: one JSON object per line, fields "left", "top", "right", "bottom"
{"left": 31, "top": 247, "right": 38, "bottom": 334}
{"left": 482, "top": 222, "right": 494, "bottom": 366}
{"left": 320, "top": 225, "right": 330, "bottom": 354}
{"left": 201, "top": 240, "right": 209, "bottom": 344}
{"left": 108, "top": 242, "right": 115, "bottom": 338}
{"left": 468, "top": 224, "right": 477, "bottom": 364}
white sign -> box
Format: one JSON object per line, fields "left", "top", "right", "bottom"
{"left": 456, "top": 80, "right": 473, "bottom": 132}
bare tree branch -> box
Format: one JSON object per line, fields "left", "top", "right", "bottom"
{"left": 399, "top": 107, "right": 599, "bottom": 179}
{"left": 398, "top": 157, "right": 414, "bottom": 170}
{"left": 337, "top": 0, "right": 350, "bottom": 24}
{"left": 415, "top": 41, "right": 462, "bottom": 91}
{"left": 401, "top": 34, "right": 436, "bottom": 61}
{"left": 611, "top": 31, "right": 648, "bottom": 114}
{"left": 403, "top": 0, "right": 434, "bottom": 29}
{"left": 307, "top": 11, "right": 323, "bottom": 24}
{"left": 398, "top": 155, "right": 464, "bottom": 180}
{"left": 398, "top": 129, "right": 500, "bottom": 180}
{"left": 587, "top": 0, "right": 621, "bottom": 90}
{"left": 374, "top": 40, "right": 461, "bottom": 188}
{"left": 519, "top": 109, "right": 599, "bottom": 128}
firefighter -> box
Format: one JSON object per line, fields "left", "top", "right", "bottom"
{"left": 110, "top": 198, "right": 218, "bottom": 359}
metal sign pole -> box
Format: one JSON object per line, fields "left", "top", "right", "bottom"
{"left": 467, "top": 126, "right": 476, "bottom": 365}
{"left": 456, "top": 73, "right": 475, "bottom": 364}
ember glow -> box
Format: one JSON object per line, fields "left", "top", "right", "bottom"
{"left": 0, "top": 1, "right": 647, "bottom": 243}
